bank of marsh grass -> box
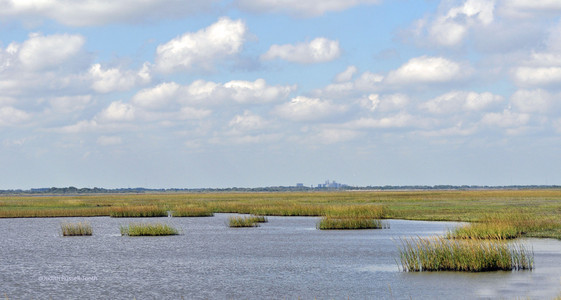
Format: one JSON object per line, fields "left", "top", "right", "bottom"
{"left": 228, "top": 215, "right": 267, "bottom": 227}
{"left": 317, "top": 217, "right": 387, "bottom": 230}
{"left": 3, "top": 189, "right": 561, "bottom": 238}
{"left": 171, "top": 206, "right": 214, "bottom": 217}
{"left": 447, "top": 213, "right": 561, "bottom": 240}
{"left": 110, "top": 206, "right": 167, "bottom": 217}
{"left": 61, "top": 222, "right": 92, "bottom": 236}
{"left": 398, "top": 237, "right": 533, "bottom": 272}
{"left": 120, "top": 222, "right": 179, "bottom": 236}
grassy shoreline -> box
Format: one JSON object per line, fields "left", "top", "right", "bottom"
{"left": 2, "top": 189, "right": 561, "bottom": 238}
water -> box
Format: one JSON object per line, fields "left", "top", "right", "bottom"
{"left": 1, "top": 215, "right": 560, "bottom": 299}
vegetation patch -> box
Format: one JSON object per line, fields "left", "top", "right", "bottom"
{"left": 110, "top": 206, "right": 167, "bottom": 217}
{"left": 228, "top": 215, "right": 266, "bottom": 227}
{"left": 398, "top": 237, "right": 533, "bottom": 272}
{"left": 171, "top": 206, "right": 214, "bottom": 217}
{"left": 61, "top": 222, "right": 92, "bottom": 236}
{"left": 120, "top": 222, "right": 179, "bottom": 236}
{"left": 317, "top": 217, "right": 387, "bottom": 230}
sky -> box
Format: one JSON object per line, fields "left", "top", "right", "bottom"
{"left": 1, "top": 0, "right": 561, "bottom": 189}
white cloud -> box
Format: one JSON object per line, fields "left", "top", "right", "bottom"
{"left": 421, "top": 91, "right": 503, "bottom": 114}
{"left": 182, "top": 78, "right": 295, "bottom": 105}
{"left": 132, "top": 82, "right": 181, "bottom": 110}
{"left": 97, "top": 136, "right": 123, "bottom": 146}
{"left": 89, "top": 63, "right": 151, "bottom": 93}
{"left": 274, "top": 96, "right": 346, "bottom": 122}
{"left": 334, "top": 65, "right": 358, "bottom": 83}
{"left": 155, "top": 17, "right": 247, "bottom": 73}
{"left": 412, "top": 0, "right": 495, "bottom": 47}
{"left": 261, "top": 38, "right": 341, "bottom": 64}
{"left": 18, "top": 33, "right": 85, "bottom": 70}
{"left": 0, "top": 0, "right": 215, "bottom": 26}
{"left": 500, "top": 0, "right": 561, "bottom": 18}
{"left": 360, "top": 94, "right": 409, "bottom": 112}
{"left": 513, "top": 66, "right": 561, "bottom": 86}
{"left": 314, "top": 128, "right": 361, "bottom": 144}
{"left": 48, "top": 95, "right": 93, "bottom": 113}
{"left": 235, "top": 0, "right": 381, "bottom": 17}
{"left": 345, "top": 113, "right": 417, "bottom": 129}
{"left": 98, "top": 101, "right": 135, "bottom": 122}
{"left": 510, "top": 89, "right": 554, "bottom": 114}
{"left": 480, "top": 109, "right": 530, "bottom": 128}
{"left": 229, "top": 111, "right": 268, "bottom": 132}
{"left": 0, "top": 106, "right": 30, "bottom": 126}
{"left": 386, "top": 56, "right": 469, "bottom": 84}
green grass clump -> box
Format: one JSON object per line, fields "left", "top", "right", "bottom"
{"left": 398, "top": 237, "right": 533, "bottom": 272}
{"left": 171, "top": 206, "right": 214, "bottom": 217}
{"left": 110, "top": 206, "right": 167, "bottom": 217}
{"left": 324, "top": 204, "right": 385, "bottom": 219}
{"left": 317, "top": 217, "right": 387, "bottom": 230}
{"left": 228, "top": 215, "right": 266, "bottom": 227}
{"left": 61, "top": 222, "right": 92, "bottom": 236}
{"left": 120, "top": 222, "right": 179, "bottom": 236}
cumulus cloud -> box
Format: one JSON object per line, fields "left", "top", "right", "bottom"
{"left": 480, "top": 109, "right": 530, "bottom": 128}
{"left": 235, "top": 0, "right": 381, "bottom": 17}
{"left": 48, "top": 95, "right": 93, "bottom": 114}
{"left": 133, "top": 78, "right": 294, "bottom": 107}
{"left": 0, "top": 0, "right": 216, "bottom": 26}
{"left": 89, "top": 63, "right": 151, "bottom": 93}
{"left": 261, "top": 38, "right": 341, "bottom": 64}
{"left": 97, "top": 101, "right": 135, "bottom": 122}
{"left": 510, "top": 89, "right": 554, "bottom": 114}
{"left": 0, "top": 106, "right": 30, "bottom": 126}
{"left": 421, "top": 91, "right": 503, "bottom": 114}
{"left": 344, "top": 113, "right": 417, "bottom": 129}
{"left": 155, "top": 17, "right": 247, "bottom": 73}
{"left": 513, "top": 66, "right": 561, "bottom": 86}
{"left": 274, "top": 96, "right": 346, "bottom": 122}
{"left": 385, "top": 56, "right": 470, "bottom": 84}
{"left": 229, "top": 111, "right": 268, "bottom": 132}
{"left": 18, "top": 33, "right": 86, "bottom": 70}
{"left": 409, "top": 0, "right": 495, "bottom": 47}
{"left": 359, "top": 94, "right": 409, "bottom": 112}
{"left": 334, "top": 65, "right": 358, "bottom": 83}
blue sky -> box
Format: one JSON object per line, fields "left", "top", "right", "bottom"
{"left": 1, "top": 0, "right": 561, "bottom": 189}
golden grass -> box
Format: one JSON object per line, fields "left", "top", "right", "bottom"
{"left": 317, "top": 217, "right": 387, "bottom": 230}
{"left": 171, "top": 206, "right": 214, "bottom": 217}
{"left": 227, "top": 215, "right": 266, "bottom": 227}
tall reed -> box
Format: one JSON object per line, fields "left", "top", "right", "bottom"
{"left": 398, "top": 237, "right": 533, "bottom": 272}
{"left": 61, "top": 222, "right": 92, "bottom": 236}
{"left": 120, "top": 222, "right": 179, "bottom": 236}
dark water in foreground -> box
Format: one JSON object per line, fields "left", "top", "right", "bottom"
{"left": 1, "top": 215, "right": 560, "bottom": 299}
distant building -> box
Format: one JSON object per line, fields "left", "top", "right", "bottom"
{"left": 316, "top": 180, "right": 345, "bottom": 189}
{"left": 296, "top": 183, "right": 304, "bottom": 187}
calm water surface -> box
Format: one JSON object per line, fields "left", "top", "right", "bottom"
{"left": 1, "top": 214, "right": 560, "bottom": 299}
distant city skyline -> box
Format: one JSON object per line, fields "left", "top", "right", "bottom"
{"left": 1, "top": 1, "right": 561, "bottom": 189}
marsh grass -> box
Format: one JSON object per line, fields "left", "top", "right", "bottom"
{"left": 110, "top": 206, "right": 167, "bottom": 217}
{"left": 447, "top": 213, "right": 561, "bottom": 240}
{"left": 317, "top": 217, "right": 387, "bottom": 230}
{"left": 228, "top": 215, "right": 266, "bottom": 227}
{"left": 171, "top": 206, "right": 214, "bottom": 217}
{"left": 120, "top": 222, "right": 179, "bottom": 236}
{"left": 61, "top": 222, "right": 92, "bottom": 236}
{"left": 398, "top": 236, "right": 533, "bottom": 272}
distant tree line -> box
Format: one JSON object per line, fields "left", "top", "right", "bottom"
{"left": 0, "top": 185, "right": 560, "bottom": 195}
